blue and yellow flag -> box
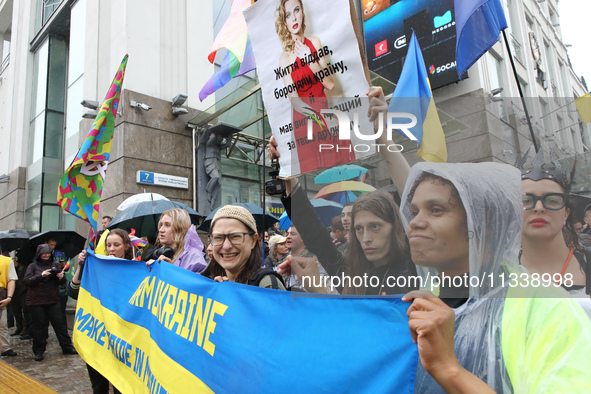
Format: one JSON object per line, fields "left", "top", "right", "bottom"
{"left": 74, "top": 252, "right": 418, "bottom": 393}
{"left": 455, "top": 0, "right": 507, "bottom": 78}
{"left": 389, "top": 32, "right": 447, "bottom": 163}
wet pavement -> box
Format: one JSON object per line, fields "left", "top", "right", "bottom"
{"left": 0, "top": 314, "right": 95, "bottom": 394}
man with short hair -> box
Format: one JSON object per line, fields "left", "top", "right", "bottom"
{"left": 0, "top": 255, "right": 18, "bottom": 357}
{"left": 329, "top": 216, "right": 348, "bottom": 253}
{"left": 101, "top": 216, "right": 112, "bottom": 230}
{"left": 340, "top": 202, "right": 354, "bottom": 232}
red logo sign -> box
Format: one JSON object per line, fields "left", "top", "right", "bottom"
{"left": 375, "top": 40, "right": 388, "bottom": 57}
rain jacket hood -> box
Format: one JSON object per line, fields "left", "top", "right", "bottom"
{"left": 400, "top": 162, "right": 591, "bottom": 393}
{"left": 400, "top": 162, "right": 523, "bottom": 298}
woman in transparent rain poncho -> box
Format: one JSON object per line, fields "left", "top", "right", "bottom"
{"left": 399, "top": 162, "right": 591, "bottom": 393}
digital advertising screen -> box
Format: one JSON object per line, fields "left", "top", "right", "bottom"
{"left": 363, "top": 0, "right": 467, "bottom": 90}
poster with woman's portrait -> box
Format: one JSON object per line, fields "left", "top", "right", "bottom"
{"left": 244, "top": 0, "right": 375, "bottom": 178}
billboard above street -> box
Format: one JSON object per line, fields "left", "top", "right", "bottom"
{"left": 363, "top": 0, "right": 467, "bottom": 90}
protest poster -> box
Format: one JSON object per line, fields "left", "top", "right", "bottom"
{"left": 244, "top": 0, "right": 375, "bottom": 178}
{"left": 74, "top": 252, "right": 418, "bottom": 393}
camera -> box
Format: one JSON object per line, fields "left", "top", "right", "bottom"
{"left": 152, "top": 247, "right": 174, "bottom": 260}
{"left": 50, "top": 267, "right": 61, "bottom": 275}
{"left": 265, "top": 160, "right": 286, "bottom": 196}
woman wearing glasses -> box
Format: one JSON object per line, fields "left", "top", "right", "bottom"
{"left": 520, "top": 151, "right": 590, "bottom": 307}
{"left": 201, "top": 205, "right": 286, "bottom": 290}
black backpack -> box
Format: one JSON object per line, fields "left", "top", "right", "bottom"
{"left": 248, "top": 268, "right": 285, "bottom": 289}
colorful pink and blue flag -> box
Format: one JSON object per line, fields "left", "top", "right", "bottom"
{"left": 199, "top": 0, "right": 256, "bottom": 101}
{"left": 57, "top": 55, "right": 128, "bottom": 247}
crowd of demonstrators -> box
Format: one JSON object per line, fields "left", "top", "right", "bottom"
{"left": 401, "top": 162, "right": 591, "bottom": 392}
{"left": 146, "top": 208, "right": 207, "bottom": 273}
{"left": 23, "top": 244, "right": 77, "bottom": 361}
{"left": 0, "top": 254, "right": 18, "bottom": 357}
{"left": 201, "top": 205, "right": 285, "bottom": 289}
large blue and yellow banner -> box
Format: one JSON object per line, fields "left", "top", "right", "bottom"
{"left": 74, "top": 252, "right": 418, "bottom": 393}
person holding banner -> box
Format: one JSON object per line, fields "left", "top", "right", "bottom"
{"left": 202, "top": 205, "right": 286, "bottom": 289}
{"left": 147, "top": 208, "right": 207, "bottom": 273}
{"left": 400, "top": 162, "right": 591, "bottom": 393}
{"left": 68, "top": 230, "right": 133, "bottom": 394}
{"left": 275, "top": 0, "right": 352, "bottom": 173}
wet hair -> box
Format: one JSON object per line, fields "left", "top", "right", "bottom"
{"left": 344, "top": 190, "right": 412, "bottom": 295}
{"left": 155, "top": 208, "right": 191, "bottom": 263}
{"left": 202, "top": 220, "right": 262, "bottom": 285}
{"left": 106, "top": 229, "right": 133, "bottom": 260}
{"left": 275, "top": 0, "right": 306, "bottom": 52}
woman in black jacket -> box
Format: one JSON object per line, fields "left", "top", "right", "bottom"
{"left": 24, "top": 243, "right": 77, "bottom": 361}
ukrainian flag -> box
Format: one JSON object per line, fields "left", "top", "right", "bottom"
{"left": 389, "top": 31, "right": 447, "bottom": 163}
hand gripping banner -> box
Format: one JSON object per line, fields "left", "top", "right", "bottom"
{"left": 74, "top": 252, "right": 418, "bottom": 393}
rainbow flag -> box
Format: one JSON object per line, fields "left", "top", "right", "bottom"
{"left": 57, "top": 55, "right": 128, "bottom": 246}
{"left": 389, "top": 32, "right": 447, "bottom": 163}
{"left": 199, "top": 0, "right": 256, "bottom": 101}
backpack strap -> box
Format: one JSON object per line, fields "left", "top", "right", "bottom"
{"left": 249, "top": 268, "right": 285, "bottom": 289}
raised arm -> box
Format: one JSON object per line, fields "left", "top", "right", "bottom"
{"left": 367, "top": 86, "right": 410, "bottom": 193}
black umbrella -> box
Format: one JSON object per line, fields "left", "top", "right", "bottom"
{"left": 197, "top": 203, "right": 279, "bottom": 233}
{"left": 0, "top": 230, "right": 39, "bottom": 254}
{"left": 107, "top": 200, "right": 201, "bottom": 238}
{"left": 29, "top": 230, "right": 86, "bottom": 260}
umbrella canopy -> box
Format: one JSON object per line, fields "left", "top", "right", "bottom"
{"left": 280, "top": 198, "right": 344, "bottom": 229}
{"left": 198, "top": 203, "right": 279, "bottom": 233}
{"left": 117, "top": 193, "right": 170, "bottom": 211}
{"left": 0, "top": 232, "right": 23, "bottom": 253}
{"left": 313, "top": 181, "right": 376, "bottom": 204}
{"left": 29, "top": 230, "right": 86, "bottom": 260}
{"left": 314, "top": 164, "right": 368, "bottom": 184}
{"left": 108, "top": 200, "right": 201, "bottom": 239}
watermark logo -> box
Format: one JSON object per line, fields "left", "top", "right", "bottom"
{"left": 306, "top": 108, "right": 415, "bottom": 153}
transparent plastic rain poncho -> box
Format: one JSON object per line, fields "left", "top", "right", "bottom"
{"left": 399, "top": 162, "right": 591, "bottom": 393}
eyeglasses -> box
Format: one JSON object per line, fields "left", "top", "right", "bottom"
{"left": 522, "top": 193, "right": 566, "bottom": 211}
{"left": 209, "top": 232, "right": 254, "bottom": 246}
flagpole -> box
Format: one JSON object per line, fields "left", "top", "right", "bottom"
{"left": 502, "top": 31, "right": 538, "bottom": 153}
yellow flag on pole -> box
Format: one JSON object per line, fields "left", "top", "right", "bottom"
{"left": 575, "top": 93, "right": 591, "bottom": 124}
